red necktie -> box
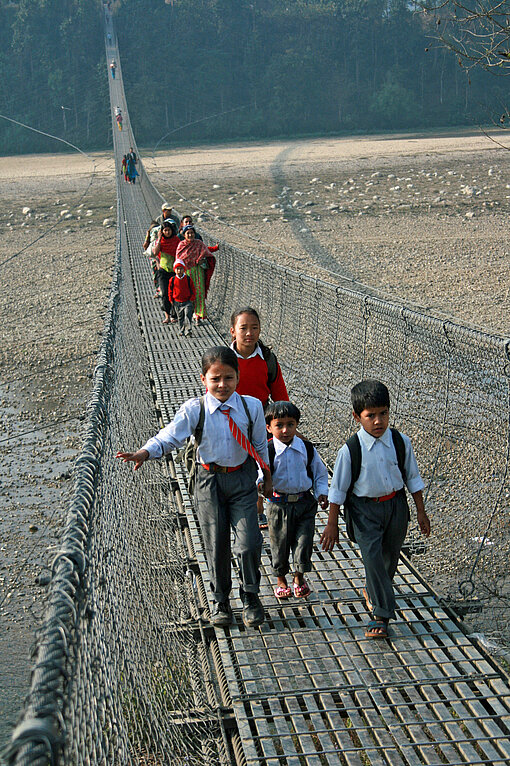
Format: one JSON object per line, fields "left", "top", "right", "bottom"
{"left": 221, "top": 408, "right": 269, "bottom": 471}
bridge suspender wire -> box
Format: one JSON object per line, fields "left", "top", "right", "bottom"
{"left": 6, "top": 6, "right": 510, "bottom": 766}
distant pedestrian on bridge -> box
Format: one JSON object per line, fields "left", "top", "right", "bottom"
{"left": 152, "top": 219, "right": 179, "bottom": 324}
{"left": 116, "top": 346, "right": 273, "bottom": 629}
{"left": 156, "top": 202, "right": 180, "bottom": 230}
{"left": 176, "top": 226, "right": 218, "bottom": 325}
{"left": 110, "top": 59, "right": 116, "bottom": 78}
{"left": 321, "top": 379, "right": 430, "bottom": 639}
{"left": 178, "top": 214, "right": 202, "bottom": 241}
{"left": 127, "top": 154, "right": 138, "bottom": 184}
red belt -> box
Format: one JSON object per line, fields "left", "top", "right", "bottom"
{"left": 371, "top": 490, "right": 397, "bottom": 503}
{"left": 201, "top": 463, "right": 242, "bottom": 473}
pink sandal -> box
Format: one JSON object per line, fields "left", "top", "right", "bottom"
{"left": 274, "top": 585, "right": 292, "bottom": 599}
{"left": 293, "top": 580, "right": 311, "bottom": 599}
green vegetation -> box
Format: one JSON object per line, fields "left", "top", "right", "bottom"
{"left": 0, "top": 0, "right": 506, "bottom": 154}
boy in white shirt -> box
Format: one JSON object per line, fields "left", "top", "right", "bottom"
{"left": 321, "top": 380, "right": 431, "bottom": 638}
{"left": 262, "top": 401, "right": 329, "bottom": 600}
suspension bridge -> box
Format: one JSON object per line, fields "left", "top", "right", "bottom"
{"left": 5, "top": 7, "right": 510, "bottom": 765}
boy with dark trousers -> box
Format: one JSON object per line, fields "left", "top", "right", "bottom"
{"left": 321, "top": 380, "right": 430, "bottom": 638}
{"left": 169, "top": 259, "right": 196, "bottom": 336}
{"left": 262, "top": 401, "right": 329, "bottom": 600}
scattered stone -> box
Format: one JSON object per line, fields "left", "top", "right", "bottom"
{"left": 103, "top": 218, "right": 114, "bottom": 226}
{"left": 22, "top": 207, "right": 31, "bottom": 215}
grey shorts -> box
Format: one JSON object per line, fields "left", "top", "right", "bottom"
{"left": 266, "top": 492, "right": 317, "bottom": 576}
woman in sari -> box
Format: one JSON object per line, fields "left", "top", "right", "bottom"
{"left": 175, "top": 226, "right": 218, "bottom": 324}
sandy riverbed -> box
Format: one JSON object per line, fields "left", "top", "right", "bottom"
{"left": 0, "top": 129, "right": 508, "bottom": 750}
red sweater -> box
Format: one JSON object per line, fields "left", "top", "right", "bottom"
{"left": 236, "top": 353, "right": 289, "bottom": 408}
{"left": 169, "top": 274, "right": 196, "bottom": 303}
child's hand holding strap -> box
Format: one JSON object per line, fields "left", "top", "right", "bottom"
{"left": 116, "top": 449, "right": 149, "bottom": 471}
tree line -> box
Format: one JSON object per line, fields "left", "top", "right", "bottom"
{"left": 0, "top": 0, "right": 505, "bottom": 155}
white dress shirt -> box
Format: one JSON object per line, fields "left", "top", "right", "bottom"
{"left": 141, "top": 391, "right": 269, "bottom": 467}
{"left": 328, "top": 426, "right": 424, "bottom": 506}
{"left": 259, "top": 436, "right": 329, "bottom": 498}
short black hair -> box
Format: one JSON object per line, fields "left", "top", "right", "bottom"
{"left": 351, "top": 380, "right": 390, "bottom": 415}
{"left": 201, "top": 346, "right": 238, "bottom": 375}
{"left": 265, "top": 400, "right": 301, "bottom": 425}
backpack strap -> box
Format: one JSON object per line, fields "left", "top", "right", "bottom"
{"left": 268, "top": 438, "right": 275, "bottom": 474}
{"left": 239, "top": 395, "right": 253, "bottom": 442}
{"left": 267, "top": 436, "right": 314, "bottom": 483}
{"left": 259, "top": 341, "right": 279, "bottom": 386}
{"left": 390, "top": 427, "right": 407, "bottom": 483}
{"left": 301, "top": 438, "right": 315, "bottom": 483}
{"left": 345, "top": 433, "right": 362, "bottom": 497}
{"left": 194, "top": 396, "right": 206, "bottom": 446}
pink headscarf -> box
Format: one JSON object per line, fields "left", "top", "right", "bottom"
{"left": 176, "top": 238, "right": 209, "bottom": 269}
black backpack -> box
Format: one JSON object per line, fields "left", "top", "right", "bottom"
{"left": 343, "top": 428, "right": 406, "bottom": 542}
{"left": 267, "top": 437, "right": 315, "bottom": 483}
{"left": 258, "top": 341, "right": 279, "bottom": 387}
{"left": 179, "top": 395, "right": 253, "bottom": 495}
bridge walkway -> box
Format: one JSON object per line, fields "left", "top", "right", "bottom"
{"left": 107, "top": 14, "right": 510, "bottom": 766}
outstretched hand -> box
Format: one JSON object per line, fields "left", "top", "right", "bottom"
{"left": 116, "top": 449, "right": 149, "bottom": 471}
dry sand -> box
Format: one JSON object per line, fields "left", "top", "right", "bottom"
{"left": 0, "top": 129, "right": 508, "bottom": 749}
{"left": 148, "top": 128, "right": 509, "bottom": 336}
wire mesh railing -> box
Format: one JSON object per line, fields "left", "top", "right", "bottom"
{"left": 203, "top": 239, "right": 510, "bottom": 640}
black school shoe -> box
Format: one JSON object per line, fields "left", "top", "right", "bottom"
{"left": 211, "top": 600, "right": 233, "bottom": 627}
{"left": 240, "top": 589, "right": 265, "bottom": 628}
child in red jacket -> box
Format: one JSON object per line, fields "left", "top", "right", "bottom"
{"left": 169, "top": 259, "right": 196, "bottom": 336}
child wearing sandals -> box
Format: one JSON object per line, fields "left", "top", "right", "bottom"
{"left": 262, "top": 401, "right": 329, "bottom": 600}
{"left": 320, "top": 380, "right": 430, "bottom": 638}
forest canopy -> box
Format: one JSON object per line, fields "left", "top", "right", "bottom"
{"left": 0, "top": 0, "right": 506, "bottom": 154}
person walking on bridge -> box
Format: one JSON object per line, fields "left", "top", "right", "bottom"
{"left": 117, "top": 346, "right": 273, "bottom": 629}
{"left": 176, "top": 226, "right": 218, "bottom": 325}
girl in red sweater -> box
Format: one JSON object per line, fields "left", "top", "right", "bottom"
{"left": 230, "top": 308, "right": 288, "bottom": 408}
{"left": 230, "top": 307, "right": 289, "bottom": 528}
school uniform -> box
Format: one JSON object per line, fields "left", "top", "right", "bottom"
{"left": 265, "top": 436, "right": 328, "bottom": 577}
{"left": 141, "top": 391, "right": 268, "bottom": 603}
{"left": 329, "top": 426, "right": 424, "bottom": 620}
{"left": 231, "top": 342, "right": 288, "bottom": 408}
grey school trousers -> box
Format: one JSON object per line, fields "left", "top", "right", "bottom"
{"left": 194, "top": 458, "right": 262, "bottom": 603}
{"left": 349, "top": 489, "right": 409, "bottom": 620}
{"left": 266, "top": 493, "right": 317, "bottom": 576}
{"left": 175, "top": 300, "right": 193, "bottom": 332}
